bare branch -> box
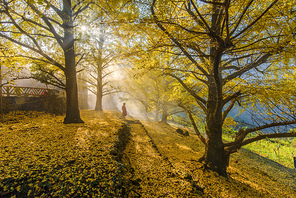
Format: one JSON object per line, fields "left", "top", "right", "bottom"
{"left": 73, "top": 2, "right": 93, "bottom": 20}
{"left": 3, "top": 4, "right": 43, "bottom": 52}
{"left": 222, "top": 54, "right": 255, "bottom": 68}
{"left": 222, "top": 90, "right": 241, "bottom": 106}
{"left": 27, "top": 2, "right": 64, "bottom": 47}
{"left": 75, "top": 53, "right": 87, "bottom": 67}
{"left": 44, "top": 0, "right": 63, "bottom": 18}
{"left": 199, "top": 0, "right": 225, "bottom": 6}
{"left": 243, "top": 120, "right": 296, "bottom": 136}
{"left": 190, "top": 0, "right": 212, "bottom": 32}
{"left": 222, "top": 98, "right": 236, "bottom": 123}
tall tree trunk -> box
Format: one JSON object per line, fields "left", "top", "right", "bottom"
{"left": 143, "top": 103, "right": 149, "bottom": 120}
{"left": 94, "top": 25, "right": 104, "bottom": 111}
{"left": 154, "top": 110, "right": 159, "bottom": 122}
{"left": 203, "top": 2, "right": 228, "bottom": 176}
{"left": 94, "top": 69, "right": 103, "bottom": 111}
{"left": 62, "top": 0, "right": 84, "bottom": 124}
{"left": 204, "top": 42, "right": 228, "bottom": 175}
{"left": 204, "top": 85, "right": 227, "bottom": 176}
{"left": 161, "top": 106, "right": 168, "bottom": 123}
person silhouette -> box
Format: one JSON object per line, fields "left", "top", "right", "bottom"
{"left": 122, "top": 103, "right": 127, "bottom": 118}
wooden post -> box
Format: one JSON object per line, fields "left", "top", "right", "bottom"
{"left": 6, "top": 86, "right": 9, "bottom": 97}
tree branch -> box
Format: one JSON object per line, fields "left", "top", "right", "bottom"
{"left": 0, "top": 33, "right": 65, "bottom": 71}
{"left": 222, "top": 53, "right": 271, "bottom": 84}
{"left": 199, "top": 0, "right": 225, "bottom": 6}
{"left": 44, "top": 0, "right": 64, "bottom": 18}
{"left": 240, "top": 131, "right": 296, "bottom": 147}
{"left": 243, "top": 120, "right": 296, "bottom": 136}
{"left": 222, "top": 98, "right": 236, "bottom": 123}
{"left": 179, "top": 103, "right": 206, "bottom": 145}
{"left": 27, "top": 2, "right": 64, "bottom": 48}
{"left": 231, "top": 0, "right": 278, "bottom": 40}
{"left": 165, "top": 72, "right": 207, "bottom": 106}
{"left": 151, "top": 0, "right": 209, "bottom": 77}
{"left": 230, "top": 0, "right": 254, "bottom": 36}
{"left": 73, "top": 2, "right": 93, "bottom": 21}
{"left": 222, "top": 90, "right": 241, "bottom": 105}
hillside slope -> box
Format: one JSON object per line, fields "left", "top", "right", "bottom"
{"left": 141, "top": 120, "right": 296, "bottom": 197}
{"left": 0, "top": 110, "right": 295, "bottom": 197}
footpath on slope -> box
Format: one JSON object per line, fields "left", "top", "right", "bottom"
{"left": 120, "top": 118, "right": 204, "bottom": 197}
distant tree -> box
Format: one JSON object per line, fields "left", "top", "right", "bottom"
{"left": 0, "top": 45, "right": 28, "bottom": 87}
{"left": 0, "top": 43, "right": 30, "bottom": 114}
{"left": 79, "top": 17, "right": 119, "bottom": 112}
{"left": 121, "top": 67, "right": 182, "bottom": 123}
{"left": 134, "top": 0, "right": 296, "bottom": 176}
{"left": 75, "top": 0, "right": 136, "bottom": 112}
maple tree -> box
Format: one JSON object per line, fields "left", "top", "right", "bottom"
{"left": 130, "top": 0, "right": 296, "bottom": 176}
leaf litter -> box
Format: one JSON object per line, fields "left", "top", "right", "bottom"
{"left": 0, "top": 110, "right": 295, "bottom": 197}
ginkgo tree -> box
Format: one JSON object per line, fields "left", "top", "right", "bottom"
{"left": 0, "top": 0, "right": 93, "bottom": 123}
{"left": 121, "top": 66, "right": 181, "bottom": 123}
{"left": 134, "top": 0, "right": 296, "bottom": 176}
{"left": 0, "top": 42, "right": 30, "bottom": 114}
{"left": 79, "top": 14, "right": 120, "bottom": 112}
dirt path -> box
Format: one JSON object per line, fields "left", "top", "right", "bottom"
{"left": 121, "top": 119, "right": 203, "bottom": 197}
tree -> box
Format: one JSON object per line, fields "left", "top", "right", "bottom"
{"left": 79, "top": 19, "right": 119, "bottom": 112}
{"left": 0, "top": 0, "right": 96, "bottom": 123}
{"left": 121, "top": 65, "right": 182, "bottom": 123}
{"left": 144, "top": 0, "right": 296, "bottom": 176}
{"left": 0, "top": 42, "right": 30, "bottom": 114}
{"left": 74, "top": 0, "right": 137, "bottom": 112}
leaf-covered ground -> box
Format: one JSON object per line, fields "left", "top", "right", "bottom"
{"left": 0, "top": 110, "right": 295, "bottom": 197}
{"left": 0, "top": 110, "right": 130, "bottom": 197}
{"left": 143, "top": 121, "right": 296, "bottom": 197}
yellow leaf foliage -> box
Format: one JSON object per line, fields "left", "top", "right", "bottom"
{"left": 0, "top": 111, "right": 130, "bottom": 197}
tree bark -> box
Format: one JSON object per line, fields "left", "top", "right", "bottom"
{"left": 204, "top": 84, "right": 228, "bottom": 176}
{"left": 202, "top": 1, "right": 229, "bottom": 176}
{"left": 94, "top": 25, "right": 104, "bottom": 111}
{"left": 161, "top": 106, "right": 168, "bottom": 123}
{"left": 154, "top": 110, "right": 159, "bottom": 122}
{"left": 62, "top": 0, "right": 84, "bottom": 124}
{"left": 0, "top": 63, "right": 2, "bottom": 115}
{"left": 94, "top": 68, "right": 103, "bottom": 111}
{"left": 143, "top": 104, "right": 150, "bottom": 120}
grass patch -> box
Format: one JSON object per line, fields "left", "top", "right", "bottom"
{"left": 223, "top": 128, "right": 296, "bottom": 169}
